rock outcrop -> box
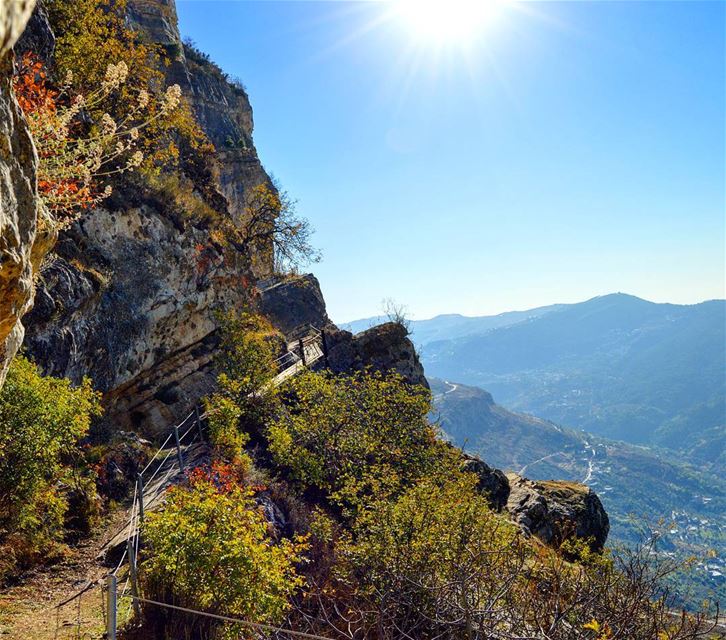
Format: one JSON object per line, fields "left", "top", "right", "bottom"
{"left": 504, "top": 473, "right": 609, "bottom": 552}
{"left": 257, "top": 274, "right": 332, "bottom": 339}
{"left": 0, "top": 0, "right": 54, "bottom": 388}
{"left": 0, "top": 0, "right": 35, "bottom": 54}
{"left": 326, "top": 322, "right": 429, "bottom": 389}
{"left": 461, "top": 454, "right": 510, "bottom": 511}
{"left": 257, "top": 277, "right": 429, "bottom": 389}
{"left": 127, "top": 0, "right": 271, "bottom": 228}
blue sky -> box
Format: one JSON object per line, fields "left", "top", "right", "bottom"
{"left": 176, "top": 0, "right": 725, "bottom": 323}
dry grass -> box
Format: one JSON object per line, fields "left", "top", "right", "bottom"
{"left": 0, "top": 508, "right": 132, "bottom": 640}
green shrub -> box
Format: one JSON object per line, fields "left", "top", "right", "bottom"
{"left": 215, "top": 311, "right": 280, "bottom": 396}
{"left": 328, "top": 475, "right": 525, "bottom": 638}
{"left": 141, "top": 465, "right": 307, "bottom": 638}
{"left": 0, "top": 356, "right": 102, "bottom": 579}
{"left": 268, "top": 369, "right": 455, "bottom": 518}
{"left": 204, "top": 393, "right": 248, "bottom": 465}
{"left": 203, "top": 311, "right": 282, "bottom": 447}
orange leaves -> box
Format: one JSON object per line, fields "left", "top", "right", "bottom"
{"left": 13, "top": 53, "right": 97, "bottom": 224}
{"left": 187, "top": 461, "right": 245, "bottom": 494}
{"left": 12, "top": 52, "right": 181, "bottom": 229}
{"left": 13, "top": 52, "right": 56, "bottom": 115}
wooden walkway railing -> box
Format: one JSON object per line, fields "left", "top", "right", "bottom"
{"left": 93, "top": 326, "right": 330, "bottom": 637}
{"left": 102, "top": 326, "right": 327, "bottom": 561}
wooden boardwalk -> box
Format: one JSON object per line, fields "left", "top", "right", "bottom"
{"left": 102, "top": 326, "right": 326, "bottom": 562}
{"left": 102, "top": 439, "right": 209, "bottom": 560}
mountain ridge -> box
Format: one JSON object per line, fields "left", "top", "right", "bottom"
{"left": 343, "top": 292, "right": 723, "bottom": 334}
{"left": 361, "top": 293, "right": 726, "bottom": 450}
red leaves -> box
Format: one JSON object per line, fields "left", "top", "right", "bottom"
{"left": 13, "top": 52, "right": 57, "bottom": 116}
{"left": 188, "top": 461, "right": 240, "bottom": 494}
{"left": 12, "top": 53, "right": 100, "bottom": 221}
{"left": 186, "top": 462, "right": 267, "bottom": 496}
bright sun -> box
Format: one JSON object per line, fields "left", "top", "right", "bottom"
{"left": 395, "top": 0, "right": 504, "bottom": 45}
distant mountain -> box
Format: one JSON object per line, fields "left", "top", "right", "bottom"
{"left": 342, "top": 303, "right": 562, "bottom": 346}
{"left": 384, "top": 293, "right": 725, "bottom": 452}
{"left": 430, "top": 378, "right": 726, "bottom": 607}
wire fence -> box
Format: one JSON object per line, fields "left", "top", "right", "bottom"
{"left": 126, "top": 596, "right": 335, "bottom": 640}
{"left": 56, "top": 326, "right": 328, "bottom": 639}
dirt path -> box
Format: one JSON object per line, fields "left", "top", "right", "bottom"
{"left": 0, "top": 508, "right": 131, "bottom": 640}
{"left": 0, "top": 440, "right": 210, "bottom": 639}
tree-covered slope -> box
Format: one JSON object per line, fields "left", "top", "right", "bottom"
{"left": 430, "top": 378, "right": 726, "bottom": 607}
{"left": 418, "top": 294, "right": 725, "bottom": 451}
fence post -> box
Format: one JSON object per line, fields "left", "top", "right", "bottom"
{"left": 126, "top": 537, "right": 141, "bottom": 617}
{"left": 321, "top": 329, "right": 329, "bottom": 365}
{"left": 136, "top": 474, "right": 145, "bottom": 526}
{"left": 195, "top": 405, "right": 204, "bottom": 442}
{"left": 299, "top": 338, "right": 306, "bottom": 366}
{"left": 106, "top": 574, "right": 117, "bottom": 640}
{"left": 174, "top": 425, "right": 185, "bottom": 472}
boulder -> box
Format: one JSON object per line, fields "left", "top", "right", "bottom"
{"left": 257, "top": 273, "right": 331, "bottom": 339}
{"left": 505, "top": 473, "right": 609, "bottom": 552}
{"left": 326, "top": 321, "right": 429, "bottom": 389}
{"left": 461, "top": 454, "right": 510, "bottom": 511}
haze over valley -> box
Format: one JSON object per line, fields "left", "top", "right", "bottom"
{"left": 346, "top": 292, "right": 726, "bottom": 604}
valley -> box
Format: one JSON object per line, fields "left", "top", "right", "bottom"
{"left": 430, "top": 378, "right": 726, "bottom": 608}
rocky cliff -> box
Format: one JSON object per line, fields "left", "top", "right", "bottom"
{"left": 505, "top": 473, "right": 609, "bottom": 552}
{"left": 126, "top": 0, "right": 271, "bottom": 224}
{"left": 326, "top": 322, "right": 429, "bottom": 389}
{"left": 462, "top": 453, "right": 609, "bottom": 550}
{"left": 17, "top": 0, "right": 428, "bottom": 435}
{"left": 4, "top": 0, "right": 608, "bottom": 552}
{"left": 20, "top": 0, "right": 274, "bottom": 435}
{"left": 0, "top": 0, "right": 55, "bottom": 388}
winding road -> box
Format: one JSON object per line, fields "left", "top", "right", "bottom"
{"left": 582, "top": 443, "right": 597, "bottom": 484}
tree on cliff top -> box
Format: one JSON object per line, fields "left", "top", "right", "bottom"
{"left": 239, "top": 183, "right": 321, "bottom": 275}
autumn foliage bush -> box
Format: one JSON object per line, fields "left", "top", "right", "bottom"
{"left": 141, "top": 463, "right": 308, "bottom": 639}
{"left": 45, "top": 0, "right": 213, "bottom": 174}
{"left": 13, "top": 52, "right": 182, "bottom": 228}
{"left": 268, "top": 368, "right": 455, "bottom": 519}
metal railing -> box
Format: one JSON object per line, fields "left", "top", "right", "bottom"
{"left": 66, "top": 325, "right": 329, "bottom": 638}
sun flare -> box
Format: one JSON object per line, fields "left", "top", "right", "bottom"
{"left": 395, "top": 0, "right": 504, "bottom": 45}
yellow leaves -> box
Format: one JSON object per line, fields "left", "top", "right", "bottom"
{"left": 44, "top": 0, "right": 208, "bottom": 193}
{"left": 584, "top": 619, "right": 601, "bottom": 632}
{"left": 268, "top": 369, "right": 443, "bottom": 519}
{"left": 142, "top": 472, "right": 308, "bottom": 625}
{"left": 583, "top": 619, "right": 613, "bottom": 639}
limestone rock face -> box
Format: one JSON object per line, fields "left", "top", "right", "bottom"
{"left": 257, "top": 274, "right": 332, "bottom": 339}
{"left": 504, "top": 473, "right": 609, "bottom": 552}
{"left": 127, "top": 0, "right": 270, "bottom": 233}
{"left": 126, "top": 0, "right": 180, "bottom": 47}
{"left": 0, "top": 0, "right": 49, "bottom": 388}
{"left": 24, "top": 203, "right": 251, "bottom": 437}
{"left": 22, "top": 0, "right": 273, "bottom": 433}
{"left": 183, "top": 48, "right": 270, "bottom": 226}
{"left": 0, "top": 0, "right": 35, "bottom": 56}
{"left": 327, "top": 322, "right": 429, "bottom": 389}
